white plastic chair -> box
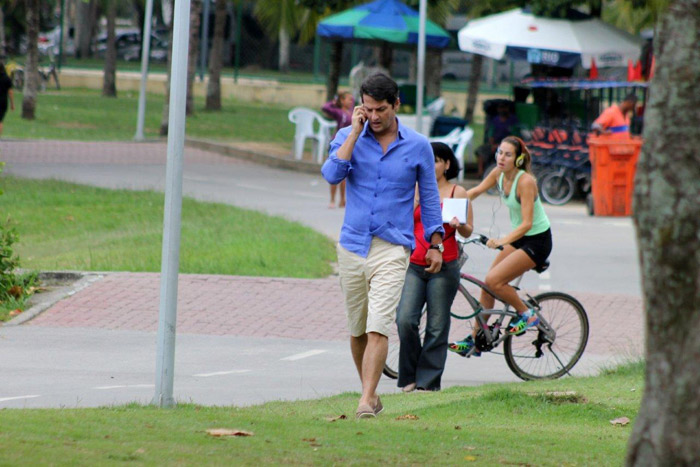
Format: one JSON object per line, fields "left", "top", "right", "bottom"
{"left": 426, "top": 97, "right": 445, "bottom": 121}
{"left": 429, "top": 126, "right": 474, "bottom": 181}
{"left": 288, "top": 107, "right": 337, "bottom": 163}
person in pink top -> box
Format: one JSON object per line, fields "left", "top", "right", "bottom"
{"left": 322, "top": 91, "right": 354, "bottom": 208}
{"left": 591, "top": 93, "right": 637, "bottom": 139}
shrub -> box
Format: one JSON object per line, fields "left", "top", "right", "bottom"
{"left": 0, "top": 163, "right": 38, "bottom": 307}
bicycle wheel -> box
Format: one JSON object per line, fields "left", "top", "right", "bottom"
{"left": 450, "top": 275, "right": 485, "bottom": 320}
{"left": 504, "top": 292, "right": 589, "bottom": 380}
{"left": 540, "top": 171, "right": 576, "bottom": 205}
{"left": 383, "top": 305, "right": 426, "bottom": 379}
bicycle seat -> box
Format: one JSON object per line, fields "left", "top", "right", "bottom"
{"left": 534, "top": 260, "right": 550, "bottom": 274}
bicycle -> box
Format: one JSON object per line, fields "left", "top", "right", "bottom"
{"left": 383, "top": 234, "right": 589, "bottom": 381}
{"left": 5, "top": 53, "right": 60, "bottom": 92}
{"left": 539, "top": 150, "right": 591, "bottom": 206}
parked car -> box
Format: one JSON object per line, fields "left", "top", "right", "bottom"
{"left": 122, "top": 37, "right": 169, "bottom": 63}
{"left": 93, "top": 29, "right": 167, "bottom": 61}
{"left": 19, "top": 26, "right": 75, "bottom": 57}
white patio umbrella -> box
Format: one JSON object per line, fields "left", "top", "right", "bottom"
{"left": 458, "top": 8, "right": 642, "bottom": 69}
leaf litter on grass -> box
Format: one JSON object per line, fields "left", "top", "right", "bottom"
{"left": 205, "top": 428, "right": 254, "bottom": 437}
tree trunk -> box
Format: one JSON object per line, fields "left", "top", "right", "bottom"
{"left": 378, "top": 42, "right": 393, "bottom": 71}
{"left": 132, "top": 0, "right": 145, "bottom": 58}
{"left": 161, "top": 0, "right": 173, "bottom": 26}
{"left": 62, "top": 0, "right": 74, "bottom": 56}
{"left": 160, "top": 21, "right": 174, "bottom": 136}
{"left": 425, "top": 49, "right": 442, "bottom": 101}
{"left": 464, "top": 53, "right": 483, "bottom": 122}
{"left": 588, "top": 0, "right": 602, "bottom": 18}
{"left": 205, "top": 0, "right": 227, "bottom": 111}
{"left": 186, "top": 0, "right": 202, "bottom": 116}
{"left": 102, "top": 0, "right": 117, "bottom": 97}
{"left": 22, "top": 0, "right": 40, "bottom": 120}
{"left": 75, "top": 0, "right": 96, "bottom": 58}
{"left": 278, "top": 25, "right": 290, "bottom": 73}
{"left": 325, "top": 41, "right": 343, "bottom": 103}
{"left": 626, "top": 0, "right": 700, "bottom": 464}
{"left": 0, "top": 7, "right": 6, "bottom": 58}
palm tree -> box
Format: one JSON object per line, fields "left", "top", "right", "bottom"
{"left": 459, "top": 0, "right": 519, "bottom": 122}
{"left": 603, "top": 0, "right": 670, "bottom": 34}
{"left": 186, "top": 0, "right": 201, "bottom": 116}
{"left": 75, "top": 0, "right": 98, "bottom": 58}
{"left": 297, "top": 0, "right": 360, "bottom": 102}
{"left": 102, "top": 0, "right": 117, "bottom": 97}
{"left": 205, "top": 0, "right": 228, "bottom": 111}
{"left": 418, "top": 0, "right": 460, "bottom": 100}
{"left": 0, "top": 6, "right": 7, "bottom": 58}
{"left": 159, "top": 19, "right": 173, "bottom": 136}
{"left": 253, "top": 0, "right": 299, "bottom": 73}
{"left": 301, "top": 0, "right": 458, "bottom": 102}
{"left": 21, "top": 0, "right": 40, "bottom": 120}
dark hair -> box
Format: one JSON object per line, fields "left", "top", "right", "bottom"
{"left": 431, "top": 142, "right": 460, "bottom": 180}
{"left": 623, "top": 93, "right": 638, "bottom": 103}
{"left": 0, "top": 64, "right": 6, "bottom": 79}
{"left": 334, "top": 90, "right": 352, "bottom": 107}
{"left": 360, "top": 73, "right": 399, "bottom": 105}
{"left": 501, "top": 136, "right": 532, "bottom": 173}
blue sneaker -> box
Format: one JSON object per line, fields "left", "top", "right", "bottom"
{"left": 449, "top": 335, "right": 481, "bottom": 357}
{"left": 507, "top": 309, "right": 540, "bottom": 335}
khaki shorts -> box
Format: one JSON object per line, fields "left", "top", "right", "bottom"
{"left": 336, "top": 237, "right": 410, "bottom": 337}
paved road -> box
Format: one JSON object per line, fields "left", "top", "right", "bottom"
{"left": 1, "top": 140, "right": 642, "bottom": 296}
{"left": 0, "top": 140, "right": 645, "bottom": 409}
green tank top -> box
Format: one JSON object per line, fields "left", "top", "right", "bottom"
{"left": 498, "top": 171, "right": 550, "bottom": 236}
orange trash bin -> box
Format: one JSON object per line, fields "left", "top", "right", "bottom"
{"left": 587, "top": 137, "right": 643, "bottom": 216}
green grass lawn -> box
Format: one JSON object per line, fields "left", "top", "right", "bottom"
{"left": 0, "top": 176, "right": 335, "bottom": 318}
{"left": 1, "top": 176, "right": 334, "bottom": 276}
{"left": 3, "top": 88, "right": 485, "bottom": 158}
{"left": 0, "top": 363, "right": 643, "bottom": 465}
{"left": 3, "top": 88, "right": 297, "bottom": 145}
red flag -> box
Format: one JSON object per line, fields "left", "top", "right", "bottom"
{"left": 634, "top": 60, "right": 643, "bottom": 81}
{"left": 589, "top": 58, "right": 599, "bottom": 79}
{"left": 627, "top": 59, "right": 634, "bottom": 81}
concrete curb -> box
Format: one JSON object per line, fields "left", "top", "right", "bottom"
{"left": 185, "top": 138, "right": 323, "bottom": 175}
{"left": 184, "top": 138, "right": 482, "bottom": 189}
{"left": 3, "top": 271, "right": 105, "bottom": 327}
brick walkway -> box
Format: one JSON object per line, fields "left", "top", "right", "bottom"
{"left": 3, "top": 139, "right": 646, "bottom": 359}
{"left": 27, "top": 272, "right": 645, "bottom": 358}
{"left": 0, "top": 140, "right": 243, "bottom": 165}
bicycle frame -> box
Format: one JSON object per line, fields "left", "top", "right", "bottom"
{"left": 455, "top": 270, "right": 556, "bottom": 356}
{"left": 383, "top": 234, "right": 588, "bottom": 381}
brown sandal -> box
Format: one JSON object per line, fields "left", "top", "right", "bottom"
{"left": 355, "top": 403, "right": 376, "bottom": 419}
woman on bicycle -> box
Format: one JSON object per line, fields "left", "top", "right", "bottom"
{"left": 450, "top": 135, "right": 551, "bottom": 355}
{"left": 396, "top": 142, "right": 473, "bottom": 392}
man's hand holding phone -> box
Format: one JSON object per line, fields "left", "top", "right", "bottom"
{"left": 351, "top": 105, "right": 367, "bottom": 134}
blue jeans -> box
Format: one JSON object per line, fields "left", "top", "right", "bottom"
{"left": 395, "top": 260, "right": 461, "bottom": 390}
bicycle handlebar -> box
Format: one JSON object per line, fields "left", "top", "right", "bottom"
{"left": 458, "top": 234, "right": 504, "bottom": 251}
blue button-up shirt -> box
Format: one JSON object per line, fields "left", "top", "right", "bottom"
{"left": 321, "top": 118, "right": 444, "bottom": 258}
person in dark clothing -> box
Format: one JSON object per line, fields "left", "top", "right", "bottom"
{"left": 0, "top": 64, "right": 15, "bottom": 137}
{"left": 475, "top": 102, "right": 518, "bottom": 177}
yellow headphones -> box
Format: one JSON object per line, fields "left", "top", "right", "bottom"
{"left": 515, "top": 153, "right": 525, "bottom": 168}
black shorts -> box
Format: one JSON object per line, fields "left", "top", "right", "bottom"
{"left": 511, "top": 228, "right": 552, "bottom": 268}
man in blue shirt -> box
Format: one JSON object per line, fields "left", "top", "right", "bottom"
{"left": 322, "top": 73, "right": 444, "bottom": 418}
